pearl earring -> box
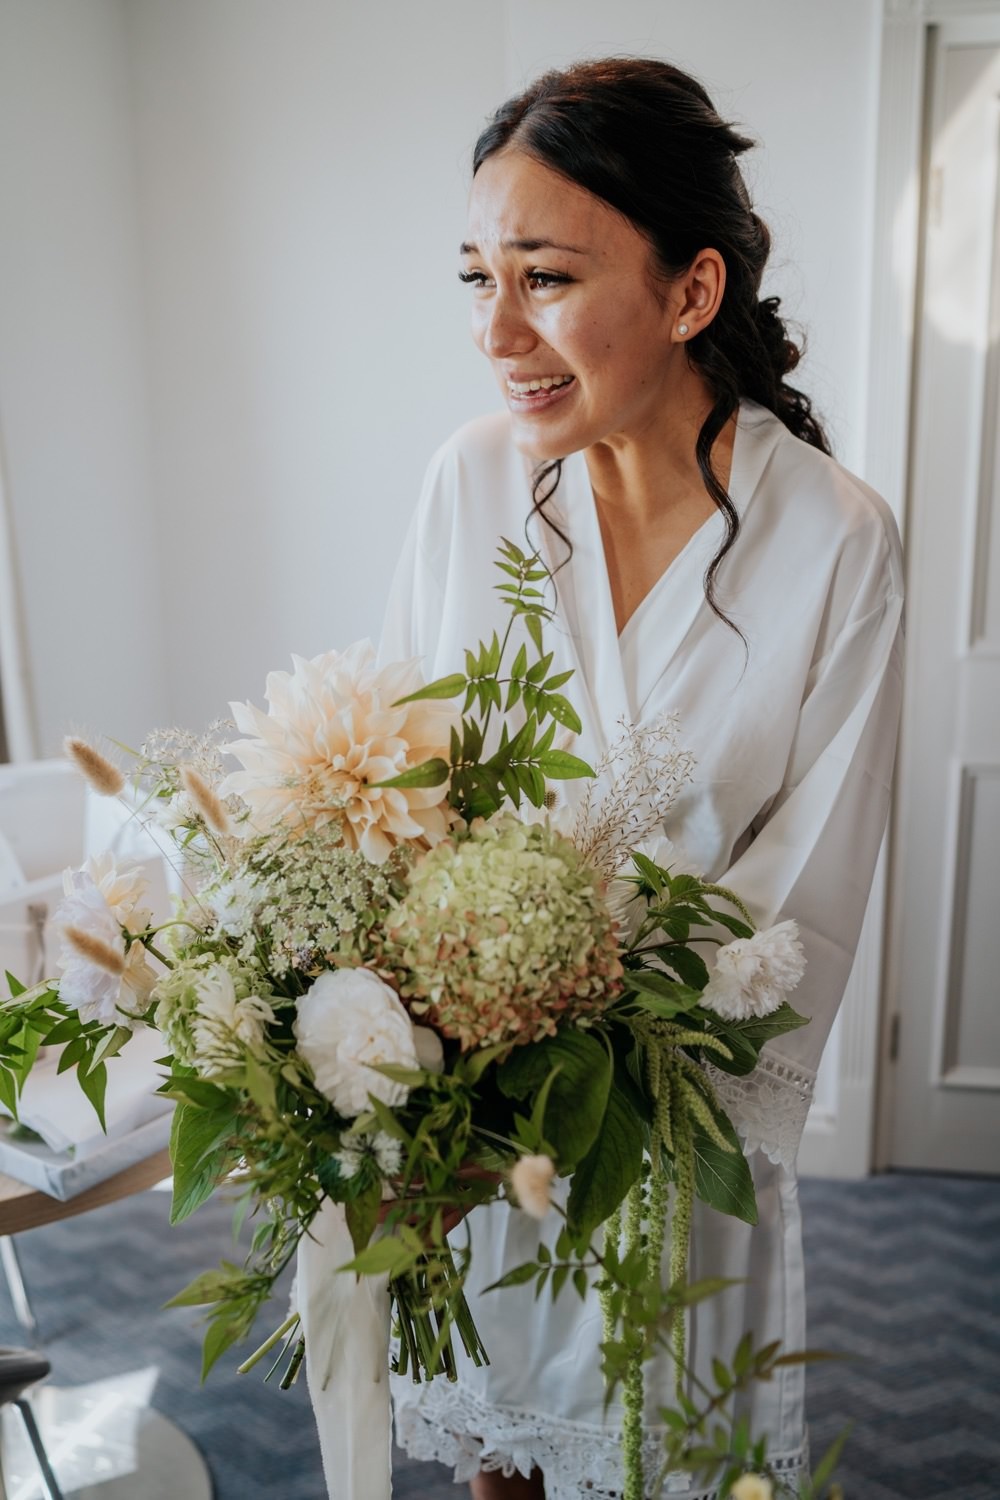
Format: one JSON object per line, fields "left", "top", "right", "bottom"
{"left": 677, "top": 322, "right": 689, "bottom": 336}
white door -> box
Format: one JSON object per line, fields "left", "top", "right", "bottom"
{"left": 883, "top": 24, "right": 1000, "bottom": 1173}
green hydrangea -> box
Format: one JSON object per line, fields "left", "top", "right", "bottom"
{"left": 385, "top": 814, "right": 622, "bottom": 1049}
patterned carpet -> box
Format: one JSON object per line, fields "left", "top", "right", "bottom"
{"left": 5, "top": 1171, "right": 998, "bottom": 1499}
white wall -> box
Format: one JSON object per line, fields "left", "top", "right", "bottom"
{"left": 0, "top": 0, "right": 883, "bottom": 740}
{"left": 0, "top": 0, "right": 167, "bottom": 754}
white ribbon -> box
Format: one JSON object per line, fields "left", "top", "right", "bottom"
{"left": 297, "top": 1198, "right": 393, "bottom": 1500}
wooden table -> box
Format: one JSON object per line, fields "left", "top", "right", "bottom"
{"left": 0, "top": 1149, "right": 172, "bottom": 1236}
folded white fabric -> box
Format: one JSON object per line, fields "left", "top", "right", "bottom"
{"left": 8, "top": 1025, "right": 172, "bottom": 1158}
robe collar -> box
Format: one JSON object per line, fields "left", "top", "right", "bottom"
{"left": 534, "top": 400, "right": 784, "bottom": 757}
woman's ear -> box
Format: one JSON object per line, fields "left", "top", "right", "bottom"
{"left": 672, "top": 249, "right": 727, "bottom": 341}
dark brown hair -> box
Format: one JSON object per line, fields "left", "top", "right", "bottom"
{"left": 473, "top": 56, "right": 831, "bottom": 630}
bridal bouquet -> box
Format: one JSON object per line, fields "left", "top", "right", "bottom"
{"left": 0, "top": 540, "right": 819, "bottom": 1499}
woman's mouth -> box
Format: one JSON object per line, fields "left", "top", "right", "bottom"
{"left": 505, "top": 374, "right": 576, "bottom": 411}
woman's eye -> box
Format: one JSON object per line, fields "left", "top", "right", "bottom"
{"left": 526, "top": 270, "right": 570, "bottom": 289}
{"left": 458, "top": 269, "right": 492, "bottom": 288}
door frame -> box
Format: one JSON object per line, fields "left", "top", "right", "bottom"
{"left": 868, "top": 0, "right": 1000, "bottom": 1172}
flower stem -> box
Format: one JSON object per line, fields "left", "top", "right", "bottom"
{"left": 236, "top": 1311, "right": 299, "bottom": 1375}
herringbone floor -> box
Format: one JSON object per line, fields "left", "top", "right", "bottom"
{"left": 8, "top": 1171, "right": 999, "bottom": 1498}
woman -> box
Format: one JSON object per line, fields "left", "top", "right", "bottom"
{"left": 380, "top": 57, "right": 901, "bottom": 1499}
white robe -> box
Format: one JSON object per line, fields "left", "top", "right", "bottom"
{"left": 376, "top": 399, "right": 904, "bottom": 1498}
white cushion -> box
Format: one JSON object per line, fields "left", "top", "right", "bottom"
{"left": 0, "top": 760, "right": 86, "bottom": 879}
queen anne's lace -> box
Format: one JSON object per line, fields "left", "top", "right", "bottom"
{"left": 394, "top": 1382, "right": 809, "bottom": 1498}
{"left": 706, "top": 1050, "right": 816, "bottom": 1171}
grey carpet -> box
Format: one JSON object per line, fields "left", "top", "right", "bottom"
{"left": 6, "top": 1171, "right": 999, "bottom": 1498}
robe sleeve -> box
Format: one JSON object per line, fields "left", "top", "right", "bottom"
{"left": 707, "top": 534, "right": 905, "bottom": 1167}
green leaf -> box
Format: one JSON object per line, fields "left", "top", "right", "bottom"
{"left": 566, "top": 1065, "right": 646, "bottom": 1242}
{"left": 164, "top": 1265, "right": 247, "bottom": 1308}
{"left": 482, "top": 1261, "right": 541, "bottom": 1293}
{"left": 704, "top": 1024, "right": 759, "bottom": 1077}
{"left": 525, "top": 613, "right": 544, "bottom": 652}
{"left": 169, "top": 1101, "right": 235, "bottom": 1225}
{"left": 162, "top": 1076, "right": 234, "bottom": 1110}
{"left": 77, "top": 1058, "right": 108, "bottom": 1133}
{"left": 630, "top": 851, "right": 666, "bottom": 895}
{"left": 339, "top": 1235, "right": 417, "bottom": 1277}
{"left": 692, "top": 1112, "right": 757, "bottom": 1225}
{"left": 497, "top": 1029, "right": 612, "bottom": 1172}
{"left": 510, "top": 643, "right": 528, "bottom": 680}
{"left": 372, "top": 757, "right": 449, "bottom": 790}
{"left": 543, "top": 694, "right": 582, "bottom": 733}
{"left": 4, "top": 971, "right": 27, "bottom": 999}
{"left": 806, "top": 1426, "right": 851, "bottom": 1494}
{"left": 393, "top": 673, "right": 467, "bottom": 704}
{"left": 345, "top": 1179, "right": 381, "bottom": 1257}
{"left": 38, "top": 1015, "right": 87, "bottom": 1048}
{"left": 0, "top": 1066, "right": 19, "bottom": 1118}
{"left": 650, "top": 944, "right": 710, "bottom": 990}
{"left": 624, "top": 970, "right": 702, "bottom": 1018}
{"left": 200, "top": 1309, "right": 248, "bottom": 1382}
{"left": 736, "top": 1002, "right": 810, "bottom": 1049}
{"left": 535, "top": 750, "right": 594, "bottom": 780}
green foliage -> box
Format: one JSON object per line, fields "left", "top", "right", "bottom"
{"left": 691, "top": 1110, "right": 758, "bottom": 1226}
{"left": 169, "top": 1098, "right": 240, "bottom": 1225}
{"left": 383, "top": 539, "right": 592, "bottom": 818}
{"left": 497, "top": 1028, "right": 611, "bottom": 1172}
{"left": 567, "top": 1063, "right": 647, "bottom": 1242}
{"left": 165, "top": 1261, "right": 275, "bottom": 1381}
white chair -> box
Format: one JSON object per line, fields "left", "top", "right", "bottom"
{"left": 0, "top": 760, "right": 175, "bottom": 1336}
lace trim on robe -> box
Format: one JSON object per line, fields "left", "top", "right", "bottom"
{"left": 394, "top": 1382, "right": 810, "bottom": 1498}
{"left": 705, "top": 1050, "right": 816, "bottom": 1171}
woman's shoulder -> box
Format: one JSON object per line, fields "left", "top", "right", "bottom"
{"left": 423, "top": 410, "right": 524, "bottom": 490}
{"left": 743, "top": 402, "right": 904, "bottom": 601}
{"left": 405, "top": 411, "right": 529, "bottom": 584}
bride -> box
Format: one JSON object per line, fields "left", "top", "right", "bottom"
{"left": 314, "top": 56, "right": 903, "bottom": 1500}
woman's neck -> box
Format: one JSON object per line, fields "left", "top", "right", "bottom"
{"left": 584, "top": 377, "right": 736, "bottom": 523}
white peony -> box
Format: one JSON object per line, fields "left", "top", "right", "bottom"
{"left": 700, "top": 919, "right": 806, "bottom": 1023}
{"left": 56, "top": 868, "right": 156, "bottom": 1027}
{"left": 75, "top": 853, "right": 150, "bottom": 932}
{"left": 190, "top": 964, "right": 275, "bottom": 1076}
{"left": 293, "top": 967, "right": 421, "bottom": 1117}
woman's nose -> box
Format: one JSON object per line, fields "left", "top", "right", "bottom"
{"left": 480, "top": 293, "right": 535, "bottom": 359}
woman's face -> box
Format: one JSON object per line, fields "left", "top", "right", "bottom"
{"left": 462, "top": 148, "right": 684, "bottom": 460}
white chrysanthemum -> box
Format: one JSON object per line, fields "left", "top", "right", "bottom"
{"left": 190, "top": 963, "right": 275, "bottom": 1076}
{"left": 206, "top": 874, "right": 264, "bottom": 938}
{"left": 606, "top": 833, "right": 701, "bottom": 944}
{"left": 334, "top": 1127, "right": 403, "bottom": 1180}
{"left": 510, "top": 1154, "right": 556, "bottom": 1219}
{"left": 155, "top": 792, "right": 195, "bottom": 833}
{"left": 700, "top": 919, "right": 806, "bottom": 1022}
{"left": 293, "top": 967, "right": 420, "bottom": 1117}
{"left": 55, "top": 869, "right": 156, "bottom": 1027}
{"left": 221, "top": 642, "right": 458, "bottom": 864}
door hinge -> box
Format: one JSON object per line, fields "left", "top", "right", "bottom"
{"left": 888, "top": 1012, "right": 901, "bottom": 1062}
